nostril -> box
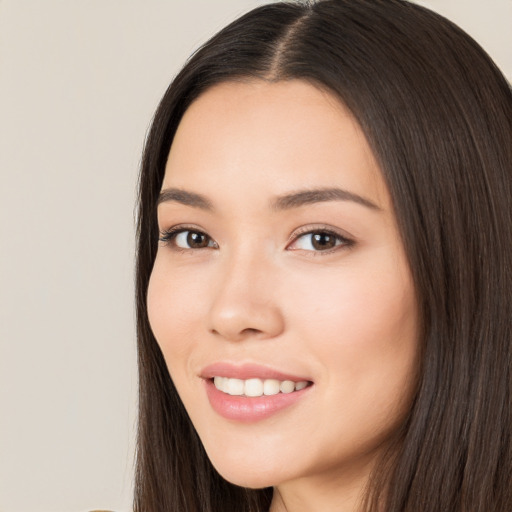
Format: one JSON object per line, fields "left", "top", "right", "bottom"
{"left": 210, "top": 326, "right": 263, "bottom": 340}
{"left": 242, "top": 328, "right": 262, "bottom": 335}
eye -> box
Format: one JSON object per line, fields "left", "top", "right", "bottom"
{"left": 159, "top": 228, "right": 217, "bottom": 250}
{"left": 288, "top": 229, "right": 353, "bottom": 252}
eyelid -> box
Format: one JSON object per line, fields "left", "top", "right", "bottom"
{"left": 159, "top": 225, "right": 218, "bottom": 249}
{"left": 158, "top": 223, "right": 354, "bottom": 253}
{"left": 286, "top": 224, "right": 355, "bottom": 253}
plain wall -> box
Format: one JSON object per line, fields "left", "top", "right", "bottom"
{"left": 0, "top": 1, "right": 510, "bottom": 511}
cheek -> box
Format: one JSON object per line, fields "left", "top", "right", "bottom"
{"left": 146, "top": 258, "right": 203, "bottom": 370}
{"left": 290, "top": 256, "right": 415, "bottom": 335}
{"left": 146, "top": 259, "right": 211, "bottom": 426}
{"left": 285, "top": 253, "right": 418, "bottom": 403}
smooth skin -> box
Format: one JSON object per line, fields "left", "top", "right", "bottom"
{"left": 147, "top": 80, "right": 419, "bottom": 512}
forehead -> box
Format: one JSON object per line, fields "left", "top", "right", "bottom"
{"left": 164, "top": 80, "right": 389, "bottom": 210}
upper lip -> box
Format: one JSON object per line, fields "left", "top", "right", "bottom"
{"left": 201, "top": 362, "right": 312, "bottom": 382}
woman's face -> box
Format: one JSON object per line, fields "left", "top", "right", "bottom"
{"left": 147, "top": 80, "right": 419, "bottom": 493}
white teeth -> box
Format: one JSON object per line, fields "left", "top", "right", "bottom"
{"left": 213, "top": 376, "right": 222, "bottom": 389}
{"left": 213, "top": 376, "right": 226, "bottom": 393}
{"left": 213, "top": 377, "right": 309, "bottom": 396}
{"left": 245, "top": 378, "right": 263, "bottom": 397}
{"left": 280, "top": 380, "right": 295, "bottom": 394}
{"left": 263, "top": 379, "right": 280, "bottom": 396}
{"left": 295, "top": 380, "right": 308, "bottom": 391}
{"left": 226, "top": 378, "right": 244, "bottom": 396}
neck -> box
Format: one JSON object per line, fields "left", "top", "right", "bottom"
{"left": 269, "top": 461, "right": 375, "bottom": 512}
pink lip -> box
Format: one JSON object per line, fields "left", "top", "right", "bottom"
{"left": 201, "top": 362, "right": 313, "bottom": 423}
{"left": 201, "top": 362, "right": 311, "bottom": 382}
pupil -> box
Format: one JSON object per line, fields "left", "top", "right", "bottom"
{"left": 187, "top": 231, "right": 207, "bottom": 248}
{"left": 312, "top": 233, "right": 335, "bottom": 250}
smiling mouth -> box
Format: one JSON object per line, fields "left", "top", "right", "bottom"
{"left": 212, "top": 376, "right": 311, "bottom": 397}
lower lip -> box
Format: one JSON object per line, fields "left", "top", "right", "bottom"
{"left": 204, "top": 379, "right": 312, "bottom": 422}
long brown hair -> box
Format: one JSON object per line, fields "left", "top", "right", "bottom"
{"left": 135, "top": 1, "right": 512, "bottom": 510}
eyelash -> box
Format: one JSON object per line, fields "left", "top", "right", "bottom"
{"left": 287, "top": 227, "right": 354, "bottom": 254}
{"left": 159, "top": 226, "right": 217, "bottom": 251}
{"left": 158, "top": 225, "right": 354, "bottom": 254}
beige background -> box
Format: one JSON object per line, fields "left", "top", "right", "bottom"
{"left": 0, "top": 1, "right": 510, "bottom": 511}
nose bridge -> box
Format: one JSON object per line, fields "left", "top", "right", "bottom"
{"left": 208, "top": 244, "right": 284, "bottom": 341}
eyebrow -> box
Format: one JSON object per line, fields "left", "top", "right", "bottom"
{"left": 157, "top": 186, "right": 380, "bottom": 212}
{"left": 157, "top": 188, "right": 213, "bottom": 210}
{"left": 271, "top": 188, "right": 380, "bottom": 211}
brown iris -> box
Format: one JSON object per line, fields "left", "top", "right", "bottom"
{"left": 311, "top": 232, "right": 337, "bottom": 250}
{"left": 187, "top": 231, "right": 210, "bottom": 248}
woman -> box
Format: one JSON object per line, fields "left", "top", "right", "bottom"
{"left": 135, "top": 0, "right": 511, "bottom": 510}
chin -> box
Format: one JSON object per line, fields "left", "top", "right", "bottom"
{"left": 205, "top": 446, "right": 292, "bottom": 489}
{"left": 214, "top": 465, "right": 282, "bottom": 489}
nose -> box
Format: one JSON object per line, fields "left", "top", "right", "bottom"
{"left": 207, "top": 253, "right": 285, "bottom": 342}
